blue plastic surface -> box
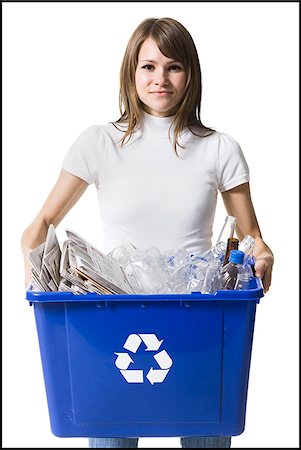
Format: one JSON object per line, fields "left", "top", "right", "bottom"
{"left": 26, "top": 279, "right": 264, "bottom": 438}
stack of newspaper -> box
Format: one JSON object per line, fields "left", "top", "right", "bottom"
{"left": 29, "top": 226, "right": 135, "bottom": 295}
{"left": 29, "top": 224, "right": 61, "bottom": 291}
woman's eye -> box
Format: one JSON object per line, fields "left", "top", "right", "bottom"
{"left": 169, "top": 65, "right": 183, "bottom": 71}
{"left": 142, "top": 64, "right": 154, "bottom": 70}
{"left": 140, "top": 64, "right": 183, "bottom": 71}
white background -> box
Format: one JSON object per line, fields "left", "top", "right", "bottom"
{"left": 2, "top": 2, "right": 299, "bottom": 448}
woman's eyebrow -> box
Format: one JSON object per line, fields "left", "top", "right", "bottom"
{"left": 139, "top": 59, "right": 182, "bottom": 64}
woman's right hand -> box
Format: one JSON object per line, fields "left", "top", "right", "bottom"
{"left": 21, "top": 169, "right": 89, "bottom": 290}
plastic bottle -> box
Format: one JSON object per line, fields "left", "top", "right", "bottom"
{"left": 107, "top": 242, "right": 137, "bottom": 268}
{"left": 216, "top": 215, "right": 237, "bottom": 246}
{"left": 201, "top": 259, "right": 222, "bottom": 294}
{"left": 220, "top": 249, "right": 245, "bottom": 290}
{"left": 239, "top": 235, "right": 256, "bottom": 261}
{"left": 239, "top": 235, "right": 256, "bottom": 276}
{"left": 129, "top": 247, "right": 169, "bottom": 294}
{"left": 222, "top": 237, "right": 239, "bottom": 266}
{"left": 234, "top": 271, "right": 251, "bottom": 290}
{"left": 162, "top": 248, "right": 190, "bottom": 274}
{"left": 191, "top": 259, "right": 209, "bottom": 291}
{"left": 192, "top": 241, "right": 226, "bottom": 263}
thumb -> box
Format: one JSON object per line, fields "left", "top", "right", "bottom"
{"left": 254, "top": 258, "right": 272, "bottom": 293}
{"left": 254, "top": 258, "right": 267, "bottom": 279}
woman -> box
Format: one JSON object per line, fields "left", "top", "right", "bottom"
{"left": 21, "top": 17, "right": 274, "bottom": 448}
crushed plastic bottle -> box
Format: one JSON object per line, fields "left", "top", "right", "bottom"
{"left": 107, "top": 242, "right": 137, "bottom": 268}
{"left": 128, "top": 247, "right": 170, "bottom": 294}
{"left": 201, "top": 259, "right": 222, "bottom": 294}
{"left": 100, "top": 231, "right": 256, "bottom": 295}
{"left": 192, "top": 242, "right": 226, "bottom": 264}
{"left": 162, "top": 248, "right": 191, "bottom": 274}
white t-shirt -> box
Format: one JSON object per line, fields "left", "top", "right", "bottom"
{"left": 62, "top": 111, "right": 249, "bottom": 254}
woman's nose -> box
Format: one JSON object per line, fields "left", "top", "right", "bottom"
{"left": 154, "top": 69, "right": 169, "bottom": 86}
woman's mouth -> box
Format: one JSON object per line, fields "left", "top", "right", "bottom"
{"left": 151, "top": 91, "right": 173, "bottom": 96}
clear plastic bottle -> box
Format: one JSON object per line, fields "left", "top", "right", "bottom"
{"left": 129, "top": 247, "right": 169, "bottom": 294}
{"left": 216, "top": 215, "right": 237, "bottom": 246}
{"left": 201, "top": 259, "right": 222, "bottom": 294}
{"left": 191, "top": 259, "right": 209, "bottom": 291}
{"left": 220, "top": 249, "right": 245, "bottom": 290}
{"left": 107, "top": 242, "right": 137, "bottom": 268}
{"left": 162, "top": 248, "right": 190, "bottom": 274}
{"left": 234, "top": 271, "right": 251, "bottom": 290}
{"left": 239, "top": 235, "right": 256, "bottom": 276}
{"left": 193, "top": 241, "right": 226, "bottom": 263}
{"left": 239, "top": 235, "right": 255, "bottom": 261}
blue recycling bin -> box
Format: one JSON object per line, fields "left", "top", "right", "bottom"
{"left": 26, "top": 277, "right": 264, "bottom": 438}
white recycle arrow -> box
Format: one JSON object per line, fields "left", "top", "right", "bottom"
{"left": 138, "top": 334, "right": 163, "bottom": 351}
{"left": 115, "top": 333, "right": 173, "bottom": 385}
{"left": 153, "top": 350, "right": 173, "bottom": 369}
{"left": 120, "top": 369, "right": 143, "bottom": 383}
{"left": 123, "top": 334, "right": 142, "bottom": 353}
{"left": 146, "top": 368, "right": 170, "bottom": 384}
{"left": 114, "top": 352, "right": 134, "bottom": 370}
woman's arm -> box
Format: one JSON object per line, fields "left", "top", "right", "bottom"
{"left": 21, "top": 169, "right": 89, "bottom": 287}
{"left": 221, "top": 182, "right": 274, "bottom": 293}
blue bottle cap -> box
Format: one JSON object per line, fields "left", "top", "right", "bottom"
{"left": 229, "top": 249, "right": 244, "bottom": 264}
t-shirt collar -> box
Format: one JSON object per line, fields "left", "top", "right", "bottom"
{"left": 140, "top": 110, "right": 176, "bottom": 137}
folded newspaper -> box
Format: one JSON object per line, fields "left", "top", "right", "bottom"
{"left": 29, "top": 225, "right": 135, "bottom": 295}
{"left": 29, "top": 224, "right": 61, "bottom": 292}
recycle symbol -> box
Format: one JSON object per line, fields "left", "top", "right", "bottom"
{"left": 114, "top": 333, "right": 173, "bottom": 384}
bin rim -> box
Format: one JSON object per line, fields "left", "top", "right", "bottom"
{"left": 26, "top": 284, "right": 264, "bottom": 304}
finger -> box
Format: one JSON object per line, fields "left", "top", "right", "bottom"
{"left": 259, "top": 266, "right": 272, "bottom": 293}
{"left": 262, "top": 270, "right": 272, "bottom": 293}
{"left": 254, "top": 259, "right": 271, "bottom": 293}
{"left": 254, "top": 259, "right": 268, "bottom": 279}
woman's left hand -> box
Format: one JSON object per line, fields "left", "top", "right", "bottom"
{"left": 220, "top": 182, "right": 274, "bottom": 293}
{"left": 254, "top": 254, "right": 274, "bottom": 293}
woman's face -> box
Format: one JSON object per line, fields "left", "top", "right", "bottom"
{"left": 135, "top": 37, "right": 187, "bottom": 117}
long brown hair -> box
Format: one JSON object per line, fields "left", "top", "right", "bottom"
{"left": 114, "top": 17, "right": 215, "bottom": 153}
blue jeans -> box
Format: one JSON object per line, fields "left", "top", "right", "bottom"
{"left": 89, "top": 436, "right": 231, "bottom": 448}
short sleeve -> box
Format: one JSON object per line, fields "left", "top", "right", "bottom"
{"left": 217, "top": 133, "right": 250, "bottom": 192}
{"left": 62, "top": 125, "right": 102, "bottom": 185}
